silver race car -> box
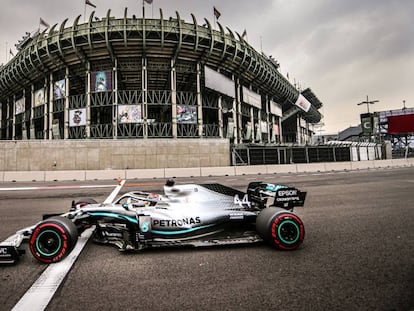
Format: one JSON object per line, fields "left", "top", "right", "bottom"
{"left": 0, "top": 179, "right": 307, "bottom": 264}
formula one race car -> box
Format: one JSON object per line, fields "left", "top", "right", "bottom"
{"left": 0, "top": 180, "right": 307, "bottom": 264}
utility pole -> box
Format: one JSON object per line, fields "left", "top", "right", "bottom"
{"left": 357, "top": 95, "right": 379, "bottom": 113}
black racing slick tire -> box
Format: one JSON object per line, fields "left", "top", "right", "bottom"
{"left": 29, "top": 216, "right": 78, "bottom": 264}
{"left": 256, "top": 207, "right": 305, "bottom": 250}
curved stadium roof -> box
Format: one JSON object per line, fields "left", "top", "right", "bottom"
{"left": 0, "top": 8, "right": 322, "bottom": 123}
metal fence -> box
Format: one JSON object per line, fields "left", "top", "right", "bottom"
{"left": 231, "top": 144, "right": 379, "bottom": 166}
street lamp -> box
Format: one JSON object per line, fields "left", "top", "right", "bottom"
{"left": 357, "top": 95, "right": 379, "bottom": 113}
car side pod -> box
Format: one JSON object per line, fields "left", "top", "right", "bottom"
{"left": 256, "top": 207, "right": 305, "bottom": 250}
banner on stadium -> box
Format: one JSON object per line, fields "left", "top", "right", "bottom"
{"left": 91, "top": 70, "right": 112, "bottom": 92}
{"left": 387, "top": 114, "right": 414, "bottom": 134}
{"left": 15, "top": 97, "right": 24, "bottom": 115}
{"left": 294, "top": 94, "right": 311, "bottom": 112}
{"left": 34, "top": 88, "right": 45, "bottom": 107}
{"left": 118, "top": 105, "right": 142, "bottom": 123}
{"left": 54, "top": 79, "right": 66, "bottom": 100}
{"left": 270, "top": 100, "right": 282, "bottom": 116}
{"left": 242, "top": 87, "right": 261, "bottom": 109}
{"left": 177, "top": 105, "right": 197, "bottom": 124}
{"left": 204, "top": 66, "right": 235, "bottom": 98}
{"left": 360, "top": 113, "right": 373, "bottom": 134}
{"left": 69, "top": 108, "right": 87, "bottom": 127}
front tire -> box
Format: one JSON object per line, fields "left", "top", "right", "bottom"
{"left": 29, "top": 216, "right": 78, "bottom": 263}
{"left": 256, "top": 207, "right": 305, "bottom": 250}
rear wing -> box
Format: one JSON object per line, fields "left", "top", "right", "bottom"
{"left": 247, "top": 182, "right": 307, "bottom": 210}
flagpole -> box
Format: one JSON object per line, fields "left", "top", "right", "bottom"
{"left": 142, "top": 0, "right": 145, "bottom": 19}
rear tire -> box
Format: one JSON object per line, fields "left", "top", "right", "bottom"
{"left": 256, "top": 207, "right": 305, "bottom": 250}
{"left": 29, "top": 216, "right": 78, "bottom": 263}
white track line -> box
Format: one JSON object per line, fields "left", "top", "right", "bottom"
{"left": 11, "top": 226, "right": 95, "bottom": 311}
{"left": 0, "top": 185, "right": 115, "bottom": 191}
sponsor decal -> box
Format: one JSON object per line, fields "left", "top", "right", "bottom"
{"left": 0, "top": 247, "right": 10, "bottom": 257}
{"left": 278, "top": 189, "right": 298, "bottom": 196}
{"left": 153, "top": 217, "right": 201, "bottom": 227}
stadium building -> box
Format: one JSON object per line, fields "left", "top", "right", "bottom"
{"left": 0, "top": 8, "right": 323, "bottom": 171}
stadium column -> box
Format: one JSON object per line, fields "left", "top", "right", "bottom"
{"left": 22, "top": 89, "right": 27, "bottom": 139}
{"left": 171, "top": 59, "right": 177, "bottom": 138}
{"left": 86, "top": 63, "right": 91, "bottom": 139}
{"left": 12, "top": 95, "right": 16, "bottom": 140}
{"left": 113, "top": 59, "right": 118, "bottom": 139}
{"left": 0, "top": 103, "right": 2, "bottom": 139}
{"left": 266, "top": 96, "right": 270, "bottom": 143}
{"left": 218, "top": 95, "right": 223, "bottom": 138}
{"left": 196, "top": 62, "right": 203, "bottom": 137}
{"left": 43, "top": 77, "right": 48, "bottom": 139}
{"left": 7, "top": 98, "right": 12, "bottom": 139}
{"left": 234, "top": 77, "right": 241, "bottom": 144}
{"left": 48, "top": 73, "right": 54, "bottom": 140}
{"left": 250, "top": 106, "right": 254, "bottom": 143}
{"left": 30, "top": 85, "right": 35, "bottom": 139}
{"left": 64, "top": 67, "right": 70, "bottom": 139}
{"left": 278, "top": 115, "right": 283, "bottom": 144}
{"left": 142, "top": 57, "right": 148, "bottom": 138}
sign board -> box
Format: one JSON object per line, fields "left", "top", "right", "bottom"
{"left": 118, "top": 105, "right": 142, "bottom": 123}
{"left": 294, "top": 94, "right": 311, "bottom": 112}
{"left": 69, "top": 108, "right": 87, "bottom": 127}
{"left": 204, "top": 66, "right": 235, "bottom": 98}
{"left": 91, "top": 70, "right": 113, "bottom": 92}
{"left": 242, "top": 87, "right": 261, "bottom": 109}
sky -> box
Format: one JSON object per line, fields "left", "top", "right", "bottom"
{"left": 0, "top": 0, "right": 413, "bottom": 134}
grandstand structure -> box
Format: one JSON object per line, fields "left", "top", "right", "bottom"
{"left": 0, "top": 8, "right": 324, "bottom": 171}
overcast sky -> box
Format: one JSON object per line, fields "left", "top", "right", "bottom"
{"left": 1, "top": 0, "right": 413, "bottom": 133}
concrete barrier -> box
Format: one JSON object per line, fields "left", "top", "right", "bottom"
{"left": 45, "top": 170, "right": 86, "bottom": 181}
{"left": 0, "top": 159, "right": 413, "bottom": 183}
{"left": 165, "top": 167, "right": 201, "bottom": 178}
{"left": 85, "top": 170, "right": 125, "bottom": 181}
{"left": 126, "top": 169, "right": 165, "bottom": 180}
{"left": 296, "top": 163, "right": 326, "bottom": 173}
{"left": 350, "top": 161, "right": 376, "bottom": 170}
{"left": 266, "top": 164, "right": 297, "bottom": 174}
{"left": 324, "top": 162, "right": 352, "bottom": 172}
{"left": 373, "top": 160, "right": 393, "bottom": 168}
{"left": 235, "top": 165, "right": 267, "bottom": 176}
{"left": 391, "top": 158, "right": 409, "bottom": 167}
{"left": 200, "top": 166, "right": 236, "bottom": 177}
{"left": 4, "top": 171, "right": 45, "bottom": 182}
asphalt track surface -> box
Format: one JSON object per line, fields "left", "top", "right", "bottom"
{"left": 0, "top": 167, "right": 413, "bottom": 311}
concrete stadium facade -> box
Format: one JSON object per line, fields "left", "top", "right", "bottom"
{"left": 0, "top": 8, "right": 323, "bottom": 170}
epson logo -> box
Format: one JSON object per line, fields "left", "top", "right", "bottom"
{"left": 0, "top": 247, "right": 8, "bottom": 254}
{"left": 279, "top": 190, "right": 297, "bottom": 196}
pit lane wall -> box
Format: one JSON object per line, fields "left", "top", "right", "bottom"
{"left": 1, "top": 158, "right": 413, "bottom": 182}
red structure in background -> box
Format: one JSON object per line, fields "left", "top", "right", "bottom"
{"left": 387, "top": 114, "right": 414, "bottom": 134}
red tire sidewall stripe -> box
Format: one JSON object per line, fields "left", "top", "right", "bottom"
{"left": 29, "top": 222, "right": 69, "bottom": 264}
{"left": 271, "top": 213, "right": 305, "bottom": 250}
